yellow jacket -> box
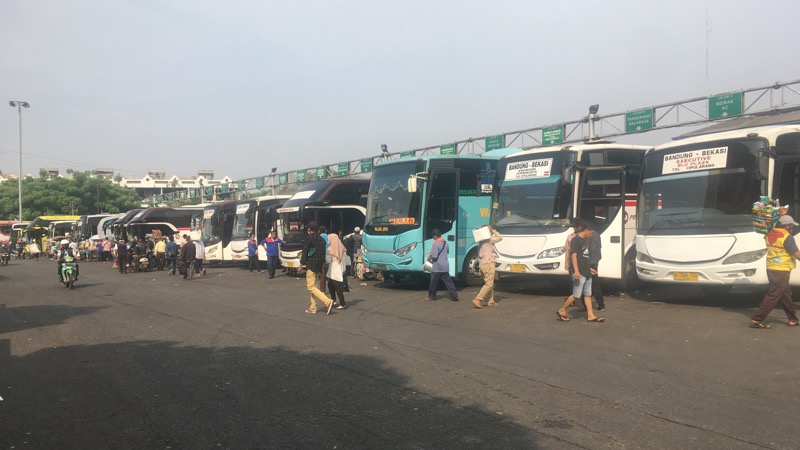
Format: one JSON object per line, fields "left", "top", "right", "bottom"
{"left": 766, "top": 228, "right": 796, "bottom": 271}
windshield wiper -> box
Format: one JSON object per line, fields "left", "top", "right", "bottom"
{"left": 365, "top": 214, "right": 386, "bottom": 227}
{"left": 498, "top": 212, "right": 549, "bottom": 229}
{"left": 645, "top": 213, "right": 701, "bottom": 234}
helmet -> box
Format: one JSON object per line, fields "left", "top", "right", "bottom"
{"left": 60, "top": 239, "right": 69, "bottom": 246}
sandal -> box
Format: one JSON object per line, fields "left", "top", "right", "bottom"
{"left": 472, "top": 299, "right": 484, "bottom": 309}
{"left": 750, "top": 321, "right": 770, "bottom": 329}
{"left": 305, "top": 309, "right": 317, "bottom": 314}
{"left": 587, "top": 317, "right": 605, "bottom": 322}
{"left": 487, "top": 301, "right": 497, "bottom": 307}
{"left": 788, "top": 321, "right": 799, "bottom": 327}
{"left": 556, "top": 311, "right": 570, "bottom": 322}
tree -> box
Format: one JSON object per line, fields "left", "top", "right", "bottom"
{"left": 0, "top": 171, "right": 142, "bottom": 220}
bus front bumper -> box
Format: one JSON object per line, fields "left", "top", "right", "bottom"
{"left": 635, "top": 260, "right": 767, "bottom": 285}
{"left": 363, "top": 251, "right": 418, "bottom": 272}
{"left": 495, "top": 256, "right": 568, "bottom": 276}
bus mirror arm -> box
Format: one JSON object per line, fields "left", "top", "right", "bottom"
{"left": 408, "top": 173, "right": 428, "bottom": 194}
{"left": 561, "top": 164, "right": 575, "bottom": 185}
{"left": 757, "top": 150, "right": 772, "bottom": 181}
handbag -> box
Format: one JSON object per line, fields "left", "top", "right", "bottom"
{"left": 423, "top": 260, "right": 433, "bottom": 272}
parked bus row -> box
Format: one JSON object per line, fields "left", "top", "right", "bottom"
{"left": 6, "top": 119, "right": 800, "bottom": 291}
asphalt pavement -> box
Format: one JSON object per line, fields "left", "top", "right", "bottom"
{"left": 1, "top": 258, "right": 799, "bottom": 449}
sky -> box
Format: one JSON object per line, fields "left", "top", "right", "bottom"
{"left": 2, "top": 0, "right": 800, "bottom": 181}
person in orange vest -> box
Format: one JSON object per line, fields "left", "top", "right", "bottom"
{"left": 751, "top": 215, "right": 800, "bottom": 329}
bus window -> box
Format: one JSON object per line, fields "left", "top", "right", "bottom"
{"left": 426, "top": 172, "right": 457, "bottom": 236}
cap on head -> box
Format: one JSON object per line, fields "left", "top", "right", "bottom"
{"left": 60, "top": 239, "right": 69, "bottom": 245}
{"left": 779, "top": 215, "right": 799, "bottom": 226}
{"left": 354, "top": 227, "right": 361, "bottom": 233}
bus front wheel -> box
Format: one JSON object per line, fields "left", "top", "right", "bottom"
{"left": 461, "top": 249, "right": 484, "bottom": 287}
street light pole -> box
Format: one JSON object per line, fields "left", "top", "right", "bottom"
{"left": 9, "top": 101, "right": 30, "bottom": 222}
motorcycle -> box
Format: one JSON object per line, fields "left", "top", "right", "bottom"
{"left": 0, "top": 250, "right": 10, "bottom": 266}
{"left": 61, "top": 257, "right": 78, "bottom": 289}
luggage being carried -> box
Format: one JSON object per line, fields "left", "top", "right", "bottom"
{"left": 178, "top": 260, "right": 187, "bottom": 276}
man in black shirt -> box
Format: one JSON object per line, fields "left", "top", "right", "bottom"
{"left": 557, "top": 218, "right": 605, "bottom": 322}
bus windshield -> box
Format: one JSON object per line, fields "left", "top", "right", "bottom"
{"left": 231, "top": 204, "right": 255, "bottom": 241}
{"left": 493, "top": 152, "right": 575, "bottom": 232}
{"left": 280, "top": 211, "right": 309, "bottom": 246}
{"left": 365, "top": 161, "right": 422, "bottom": 232}
{"left": 638, "top": 140, "right": 763, "bottom": 235}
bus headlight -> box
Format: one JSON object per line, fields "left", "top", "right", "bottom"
{"left": 361, "top": 245, "right": 368, "bottom": 255}
{"left": 537, "top": 246, "right": 565, "bottom": 259}
{"left": 394, "top": 242, "right": 417, "bottom": 257}
{"left": 723, "top": 249, "right": 767, "bottom": 265}
{"left": 637, "top": 252, "right": 654, "bottom": 264}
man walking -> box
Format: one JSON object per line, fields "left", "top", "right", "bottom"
{"left": 300, "top": 222, "right": 334, "bottom": 315}
{"left": 181, "top": 234, "right": 196, "bottom": 279}
{"left": 473, "top": 226, "right": 502, "bottom": 309}
{"left": 557, "top": 218, "right": 604, "bottom": 322}
{"left": 751, "top": 215, "right": 800, "bottom": 328}
{"left": 165, "top": 235, "right": 178, "bottom": 275}
{"left": 426, "top": 229, "right": 458, "bottom": 302}
{"left": 194, "top": 236, "right": 206, "bottom": 276}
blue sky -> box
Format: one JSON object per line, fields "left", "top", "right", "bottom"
{"left": 2, "top": 0, "right": 799, "bottom": 180}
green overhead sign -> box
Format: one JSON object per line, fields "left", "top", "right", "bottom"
{"left": 625, "top": 108, "right": 654, "bottom": 133}
{"left": 485, "top": 135, "right": 504, "bottom": 151}
{"left": 542, "top": 125, "right": 564, "bottom": 145}
{"left": 361, "top": 158, "right": 373, "bottom": 172}
{"left": 338, "top": 162, "right": 349, "bottom": 176}
{"left": 709, "top": 92, "right": 743, "bottom": 119}
{"left": 296, "top": 171, "right": 306, "bottom": 183}
{"left": 255, "top": 177, "right": 263, "bottom": 189}
{"left": 440, "top": 144, "right": 457, "bottom": 155}
{"left": 400, "top": 151, "right": 414, "bottom": 158}
{"left": 279, "top": 173, "right": 287, "bottom": 185}
{"left": 316, "top": 167, "right": 327, "bottom": 179}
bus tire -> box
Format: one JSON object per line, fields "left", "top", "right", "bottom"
{"left": 619, "top": 253, "right": 642, "bottom": 293}
{"left": 461, "top": 248, "right": 484, "bottom": 287}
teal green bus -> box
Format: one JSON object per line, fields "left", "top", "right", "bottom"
{"left": 362, "top": 149, "right": 520, "bottom": 286}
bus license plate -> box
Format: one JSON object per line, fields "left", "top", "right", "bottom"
{"left": 673, "top": 272, "right": 699, "bottom": 281}
{"left": 376, "top": 264, "right": 387, "bottom": 271}
{"left": 509, "top": 264, "right": 526, "bottom": 273}
{"left": 284, "top": 261, "right": 297, "bottom": 268}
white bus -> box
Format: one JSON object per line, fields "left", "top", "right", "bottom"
{"left": 636, "top": 124, "right": 800, "bottom": 291}
{"left": 203, "top": 195, "right": 290, "bottom": 263}
{"left": 492, "top": 143, "right": 649, "bottom": 290}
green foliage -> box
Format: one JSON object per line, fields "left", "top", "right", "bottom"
{"left": 0, "top": 171, "right": 142, "bottom": 220}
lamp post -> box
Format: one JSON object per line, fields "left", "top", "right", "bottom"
{"left": 270, "top": 167, "right": 277, "bottom": 196}
{"left": 9, "top": 101, "right": 30, "bottom": 221}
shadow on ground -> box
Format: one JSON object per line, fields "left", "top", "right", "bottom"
{"left": 0, "top": 338, "right": 539, "bottom": 448}
{"left": 0, "top": 303, "right": 107, "bottom": 335}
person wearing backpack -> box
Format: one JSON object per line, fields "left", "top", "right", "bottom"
{"left": 300, "top": 222, "right": 334, "bottom": 315}
{"left": 426, "top": 229, "right": 458, "bottom": 302}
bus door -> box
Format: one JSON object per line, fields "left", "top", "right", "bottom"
{"left": 577, "top": 167, "right": 626, "bottom": 280}
{"left": 425, "top": 171, "right": 459, "bottom": 276}
{"left": 773, "top": 156, "right": 800, "bottom": 228}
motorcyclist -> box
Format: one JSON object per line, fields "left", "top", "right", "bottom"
{"left": 0, "top": 240, "right": 10, "bottom": 264}
{"left": 57, "top": 239, "right": 79, "bottom": 282}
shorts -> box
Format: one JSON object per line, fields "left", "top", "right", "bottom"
{"left": 572, "top": 275, "right": 592, "bottom": 298}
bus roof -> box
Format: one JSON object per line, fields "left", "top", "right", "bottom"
{"left": 653, "top": 124, "right": 800, "bottom": 152}
{"left": 27, "top": 215, "right": 81, "bottom": 229}
{"left": 375, "top": 148, "right": 524, "bottom": 167}
{"left": 282, "top": 179, "right": 370, "bottom": 208}
{"left": 502, "top": 143, "right": 651, "bottom": 160}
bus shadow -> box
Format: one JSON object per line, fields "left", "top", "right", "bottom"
{"left": 0, "top": 339, "right": 540, "bottom": 448}
{"left": 625, "top": 283, "right": 766, "bottom": 309}
{"left": 0, "top": 303, "right": 107, "bottom": 334}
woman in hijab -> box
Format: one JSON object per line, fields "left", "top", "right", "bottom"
{"left": 326, "top": 233, "right": 348, "bottom": 310}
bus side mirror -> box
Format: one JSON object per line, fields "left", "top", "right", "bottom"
{"left": 408, "top": 175, "right": 418, "bottom": 193}
{"left": 561, "top": 166, "right": 574, "bottom": 185}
